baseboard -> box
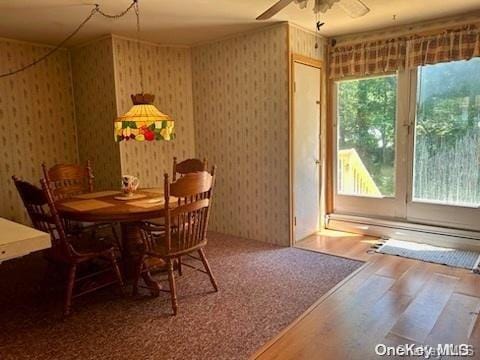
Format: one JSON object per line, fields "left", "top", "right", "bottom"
{"left": 327, "top": 214, "right": 480, "bottom": 251}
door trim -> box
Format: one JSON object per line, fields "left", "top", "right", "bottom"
{"left": 289, "top": 53, "right": 324, "bottom": 246}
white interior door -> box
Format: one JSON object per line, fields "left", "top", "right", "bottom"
{"left": 293, "top": 62, "right": 321, "bottom": 242}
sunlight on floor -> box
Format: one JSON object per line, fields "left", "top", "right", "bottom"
{"left": 314, "top": 229, "right": 360, "bottom": 237}
{"left": 297, "top": 229, "right": 381, "bottom": 262}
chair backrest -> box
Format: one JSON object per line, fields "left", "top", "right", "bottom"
{"left": 172, "top": 157, "right": 207, "bottom": 181}
{"left": 12, "top": 176, "right": 72, "bottom": 257}
{"left": 42, "top": 161, "right": 94, "bottom": 200}
{"left": 164, "top": 168, "right": 216, "bottom": 254}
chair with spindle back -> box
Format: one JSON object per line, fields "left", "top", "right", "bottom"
{"left": 134, "top": 169, "right": 218, "bottom": 315}
{"left": 42, "top": 161, "right": 121, "bottom": 250}
{"left": 172, "top": 157, "right": 208, "bottom": 181}
{"left": 144, "top": 157, "right": 209, "bottom": 237}
{"left": 145, "top": 161, "right": 216, "bottom": 275}
{"left": 12, "top": 176, "right": 125, "bottom": 316}
{"left": 41, "top": 161, "right": 94, "bottom": 200}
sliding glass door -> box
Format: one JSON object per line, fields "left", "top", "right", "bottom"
{"left": 407, "top": 58, "right": 480, "bottom": 230}
{"left": 333, "top": 57, "right": 480, "bottom": 231}
{"left": 333, "top": 74, "right": 408, "bottom": 218}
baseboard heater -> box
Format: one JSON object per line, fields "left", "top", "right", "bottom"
{"left": 326, "top": 213, "right": 480, "bottom": 251}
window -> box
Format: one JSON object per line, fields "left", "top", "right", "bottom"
{"left": 336, "top": 75, "right": 397, "bottom": 197}
{"left": 413, "top": 58, "right": 480, "bottom": 207}
{"left": 333, "top": 58, "right": 480, "bottom": 230}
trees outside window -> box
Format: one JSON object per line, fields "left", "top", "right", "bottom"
{"left": 413, "top": 58, "right": 480, "bottom": 206}
{"left": 337, "top": 75, "right": 397, "bottom": 197}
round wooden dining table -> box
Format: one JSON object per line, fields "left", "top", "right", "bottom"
{"left": 56, "top": 189, "right": 175, "bottom": 295}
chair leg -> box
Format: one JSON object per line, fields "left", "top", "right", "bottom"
{"left": 90, "top": 226, "right": 97, "bottom": 241}
{"left": 110, "top": 223, "right": 122, "bottom": 252}
{"left": 41, "top": 260, "right": 55, "bottom": 295}
{"left": 109, "top": 252, "right": 125, "bottom": 296}
{"left": 132, "top": 255, "right": 145, "bottom": 296}
{"left": 167, "top": 259, "right": 178, "bottom": 315}
{"left": 64, "top": 264, "right": 77, "bottom": 317}
{"left": 198, "top": 248, "right": 218, "bottom": 292}
{"left": 177, "top": 256, "right": 182, "bottom": 276}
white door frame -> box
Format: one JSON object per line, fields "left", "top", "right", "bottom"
{"left": 289, "top": 54, "right": 324, "bottom": 246}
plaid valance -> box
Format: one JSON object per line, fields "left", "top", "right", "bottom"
{"left": 329, "top": 39, "right": 406, "bottom": 79}
{"left": 406, "top": 28, "right": 480, "bottom": 68}
{"left": 329, "top": 25, "right": 480, "bottom": 79}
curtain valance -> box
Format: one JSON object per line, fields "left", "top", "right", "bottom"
{"left": 329, "top": 25, "right": 480, "bottom": 79}
{"left": 329, "top": 39, "right": 406, "bottom": 79}
{"left": 406, "top": 28, "right": 480, "bottom": 68}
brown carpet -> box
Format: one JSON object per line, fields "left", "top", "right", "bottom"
{"left": 0, "top": 232, "right": 362, "bottom": 360}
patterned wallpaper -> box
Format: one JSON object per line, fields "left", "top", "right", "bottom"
{"left": 70, "top": 37, "right": 121, "bottom": 190}
{"left": 113, "top": 37, "right": 195, "bottom": 188}
{"left": 0, "top": 39, "right": 78, "bottom": 224}
{"left": 192, "top": 24, "right": 290, "bottom": 246}
{"left": 289, "top": 24, "right": 327, "bottom": 60}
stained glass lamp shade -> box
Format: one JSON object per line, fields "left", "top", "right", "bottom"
{"left": 114, "top": 93, "right": 175, "bottom": 142}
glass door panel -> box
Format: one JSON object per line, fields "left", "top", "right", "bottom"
{"left": 334, "top": 74, "right": 408, "bottom": 218}
{"left": 337, "top": 75, "right": 397, "bottom": 198}
{"left": 408, "top": 58, "right": 480, "bottom": 229}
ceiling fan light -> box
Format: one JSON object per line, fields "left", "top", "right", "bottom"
{"left": 294, "top": 0, "right": 309, "bottom": 9}
{"left": 337, "top": 0, "right": 370, "bottom": 18}
{"left": 314, "top": 0, "right": 340, "bottom": 14}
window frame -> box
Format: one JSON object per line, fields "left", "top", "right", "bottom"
{"left": 332, "top": 72, "right": 409, "bottom": 219}
{"left": 331, "top": 60, "right": 480, "bottom": 232}
{"left": 405, "top": 65, "right": 480, "bottom": 231}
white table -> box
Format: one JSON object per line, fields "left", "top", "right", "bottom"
{"left": 0, "top": 218, "right": 51, "bottom": 263}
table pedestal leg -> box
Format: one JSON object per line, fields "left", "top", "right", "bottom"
{"left": 121, "top": 222, "right": 161, "bottom": 296}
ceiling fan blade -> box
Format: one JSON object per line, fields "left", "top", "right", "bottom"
{"left": 337, "top": 0, "right": 370, "bottom": 18}
{"left": 256, "top": 0, "right": 295, "bottom": 20}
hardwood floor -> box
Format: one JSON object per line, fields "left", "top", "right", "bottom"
{"left": 254, "top": 230, "right": 480, "bottom": 359}
{"left": 294, "top": 229, "right": 380, "bottom": 261}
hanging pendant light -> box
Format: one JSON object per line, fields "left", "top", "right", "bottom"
{"left": 114, "top": 94, "right": 175, "bottom": 141}
{"left": 114, "top": 0, "right": 175, "bottom": 142}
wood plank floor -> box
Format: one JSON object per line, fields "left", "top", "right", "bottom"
{"left": 254, "top": 230, "right": 480, "bottom": 360}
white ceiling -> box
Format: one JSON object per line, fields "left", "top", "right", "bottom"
{"left": 0, "top": 0, "right": 478, "bottom": 46}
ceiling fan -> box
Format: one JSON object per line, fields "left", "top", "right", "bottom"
{"left": 256, "top": 0, "right": 370, "bottom": 20}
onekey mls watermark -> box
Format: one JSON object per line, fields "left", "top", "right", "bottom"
{"left": 375, "top": 344, "right": 475, "bottom": 358}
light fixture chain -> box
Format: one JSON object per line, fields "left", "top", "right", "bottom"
{"left": 96, "top": 1, "right": 136, "bottom": 19}
{"left": 0, "top": 1, "right": 137, "bottom": 79}
{"left": 134, "top": 0, "right": 144, "bottom": 94}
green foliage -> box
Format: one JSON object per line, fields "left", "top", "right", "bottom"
{"left": 414, "top": 58, "right": 480, "bottom": 205}
{"left": 416, "top": 59, "right": 480, "bottom": 154}
{"left": 337, "top": 58, "right": 480, "bottom": 203}
{"left": 338, "top": 75, "right": 397, "bottom": 196}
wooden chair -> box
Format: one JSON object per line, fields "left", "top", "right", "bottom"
{"left": 41, "top": 161, "right": 94, "bottom": 200}
{"left": 42, "top": 161, "right": 121, "bottom": 250}
{"left": 12, "top": 176, "right": 125, "bottom": 316}
{"left": 144, "top": 157, "right": 209, "bottom": 230}
{"left": 134, "top": 169, "right": 218, "bottom": 315}
{"left": 172, "top": 157, "right": 207, "bottom": 181}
